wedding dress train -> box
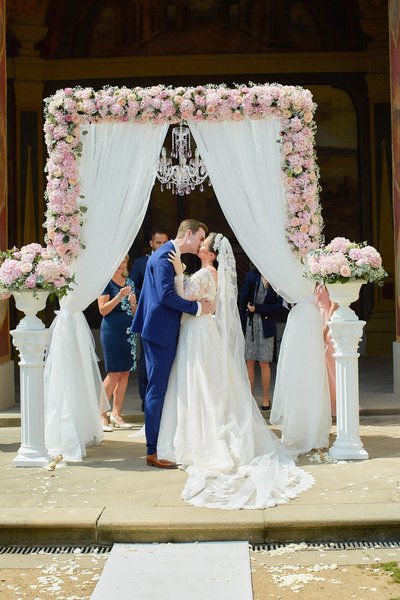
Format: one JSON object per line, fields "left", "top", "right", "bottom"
{"left": 157, "top": 239, "right": 314, "bottom": 510}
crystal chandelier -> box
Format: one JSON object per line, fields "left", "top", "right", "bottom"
{"left": 155, "top": 121, "right": 210, "bottom": 195}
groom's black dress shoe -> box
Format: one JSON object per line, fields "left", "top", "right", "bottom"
{"left": 146, "top": 453, "right": 178, "bottom": 469}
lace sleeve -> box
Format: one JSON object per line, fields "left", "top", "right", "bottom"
{"left": 174, "top": 274, "right": 185, "bottom": 298}
{"left": 174, "top": 270, "right": 208, "bottom": 300}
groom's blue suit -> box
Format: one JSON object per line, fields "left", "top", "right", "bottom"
{"left": 131, "top": 241, "right": 199, "bottom": 455}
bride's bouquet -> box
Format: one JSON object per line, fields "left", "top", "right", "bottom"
{"left": 303, "top": 237, "right": 387, "bottom": 286}
{"left": 0, "top": 243, "right": 74, "bottom": 299}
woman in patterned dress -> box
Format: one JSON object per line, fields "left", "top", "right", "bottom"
{"left": 98, "top": 256, "right": 137, "bottom": 431}
{"left": 240, "top": 268, "right": 283, "bottom": 411}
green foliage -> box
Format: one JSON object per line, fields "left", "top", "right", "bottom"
{"left": 382, "top": 562, "right": 400, "bottom": 584}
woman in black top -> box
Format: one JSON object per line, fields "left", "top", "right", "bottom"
{"left": 240, "top": 268, "right": 282, "bottom": 411}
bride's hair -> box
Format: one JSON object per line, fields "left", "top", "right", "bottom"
{"left": 208, "top": 232, "right": 223, "bottom": 263}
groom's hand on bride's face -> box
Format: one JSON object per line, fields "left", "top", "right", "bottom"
{"left": 200, "top": 299, "right": 212, "bottom": 315}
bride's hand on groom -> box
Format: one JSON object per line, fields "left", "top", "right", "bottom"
{"left": 168, "top": 251, "right": 184, "bottom": 275}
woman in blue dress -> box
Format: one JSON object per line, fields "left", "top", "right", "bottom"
{"left": 98, "top": 256, "right": 137, "bottom": 431}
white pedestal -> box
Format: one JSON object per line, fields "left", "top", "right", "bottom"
{"left": 328, "top": 318, "right": 369, "bottom": 461}
{"left": 10, "top": 328, "right": 51, "bottom": 467}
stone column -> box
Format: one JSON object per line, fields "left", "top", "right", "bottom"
{"left": 8, "top": 13, "right": 47, "bottom": 247}
{"left": 0, "top": 0, "right": 15, "bottom": 410}
{"left": 388, "top": 0, "right": 400, "bottom": 397}
{"left": 359, "top": 0, "right": 394, "bottom": 355}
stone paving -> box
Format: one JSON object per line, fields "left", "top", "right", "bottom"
{"left": 0, "top": 357, "right": 399, "bottom": 546}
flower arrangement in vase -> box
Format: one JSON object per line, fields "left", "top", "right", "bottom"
{"left": 303, "top": 237, "right": 387, "bottom": 321}
{"left": 303, "top": 237, "right": 387, "bottom": 286}
{"left": 0, "top": 243, "right": 74, "bottom": 300}
{"left": 0, "top": 243, "right": 75, "bottom": 330}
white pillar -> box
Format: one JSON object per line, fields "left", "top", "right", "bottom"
{"left": 10, "top": 328, "right": 51, "bottom": 467}
{"left": 328, "top": 318, "right": 369, "bottom": 460}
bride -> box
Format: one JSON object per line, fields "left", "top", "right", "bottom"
{"left": 157, "top": 232, "right": 314, "bottom": 510}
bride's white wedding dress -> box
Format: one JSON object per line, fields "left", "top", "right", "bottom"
{"left": 157, "top": 237, "right": 314, "bottom": 510}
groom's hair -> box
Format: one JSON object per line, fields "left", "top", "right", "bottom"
{"left": 176, "top": 219, "right": 208, "bottom": 238}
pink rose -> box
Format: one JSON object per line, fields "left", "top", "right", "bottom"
{"left": 20, "top": 262, "right": 33, "bottom": 274}
{"left": 283, "top": 142, "right": 293, "bottom": 155}
{"left": 340, "top": 265, "right": 352, "bottom": 277}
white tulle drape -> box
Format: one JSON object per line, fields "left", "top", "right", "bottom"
{"left": 189, "top": 118, "right": 331, "bottom": 455}
{"left": 44, "top": 122, "right": 168, "bottom": 461}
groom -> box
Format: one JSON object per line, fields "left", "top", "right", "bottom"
{"left": 131, "top": 219, "right": 211, "bottom": 468}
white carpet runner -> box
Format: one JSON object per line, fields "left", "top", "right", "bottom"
{"left": 91, "top": 541, "right": 253, "bottom": 599}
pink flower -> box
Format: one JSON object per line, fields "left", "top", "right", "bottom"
{"left": 151, "top": 98, "right": 162, "bottom": 110}
{"left": 340, "top": 265, "right": 352, "bottom": 277}
{"left": 21, "top": 243, "right": 42, "bottom": 256}
{"left": 0, "top": 244, "right": 72, "bottom": 295}
{"left": 326, "top": 237, "right": 352, "bottom": 253}
{"left": 161, "top": 100, "right": 176, "bottom": 117}
{"left": 350, "top": 246, "right": 382, "bottom": 268}
{"left": 180, "top": 99, "right": 195, "bottom": 114}
{"left": 25, "top": 274, "right": 37, "bottom": 288}
{"left": 0, "top": 259, "right": 22, "bottom": 284}
{"left": 283, "top": 142, "right": 293, "bottom": 154}
{"left": 20, "top": 262, "right": 33, "bottom": 274}
{"left": 231, "top": 111, "right": 243, "bottom": 121}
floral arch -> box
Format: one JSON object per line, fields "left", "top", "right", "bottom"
{"left": 42, "top": 82, "right": 330, "bottom": 462}
{"left": 44, "top": 83, "right": 323, "bottom": 263}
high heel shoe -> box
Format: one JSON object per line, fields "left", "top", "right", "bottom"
{"left": 102, "top": 420, "right": 113, "bottom": 432}
{"left": 110, "top": 414, "right": 134, "bottom": 429}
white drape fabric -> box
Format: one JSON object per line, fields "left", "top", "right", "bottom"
{"left": 189, "top": 118, "right": 331, "bottom": 455}
{"left": 44, "top": 122, "right": 168, "bottom": 461}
